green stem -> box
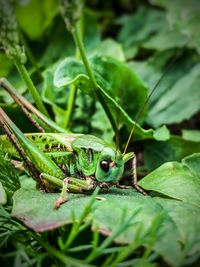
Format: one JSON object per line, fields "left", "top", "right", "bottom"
{"left": 63, "top": 83, "right": 77, "bottom": 128}
{"left": 14, "top": 59, "right": 49, "bottom": 117}
{"left": 72, "top": 23, "right": 98, "bottom": 89}
{"left": 72, "top": 23, "right": 117, "bottom": 134}
{"left": 63, "top": 17, "right": 83, "bottom": 129}
{"left": 30, "top": 232, "right": 93, "bottom": 267}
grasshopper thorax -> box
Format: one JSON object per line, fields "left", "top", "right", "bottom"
{"left": 95, "top": 147, "right": 124, "bottom": 183}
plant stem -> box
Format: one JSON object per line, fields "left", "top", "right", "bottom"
{"left": 14, "top": 59, "right": 49, "bottom": 117}
{"left": 30, "top": 232, "right": 93, "bottom": 267}
{"left": 63, "top": 83, "right": 77, "bottom": 128}
{"left": 72, "top": 24, "right": 97, "bottom": 89}
{"left": 72, "top": 22, "right": 117, "bottom": 134}
{"left": 63, "top": 18, "right": 83, "bottom": 129}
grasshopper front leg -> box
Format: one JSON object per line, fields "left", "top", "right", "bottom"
{"left": 131, "top": 155, "right": 147, "bottom": 195}
{"left": 122, "top": 152, "right": 147, "bottom": 195}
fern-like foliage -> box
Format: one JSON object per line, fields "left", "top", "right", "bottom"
{"left": 0, "top": 147, "right": 20, "bottom": 203}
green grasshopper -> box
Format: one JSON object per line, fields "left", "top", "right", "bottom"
{"left": 0, "top": 78, "right": 146, "bottom": 208}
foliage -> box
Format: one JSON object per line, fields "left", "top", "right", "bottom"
{"left": 0, "top": 148, "right": 20, "bottom": 203}
{"left": 0, "top": 0, "right": 200, "bottom": 266}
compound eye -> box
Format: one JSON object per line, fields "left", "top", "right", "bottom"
{"left": 100, "top": 160, "right": 110, "bottom": 172}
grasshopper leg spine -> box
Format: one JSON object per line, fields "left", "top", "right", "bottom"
{"left": 132, "top": 156, "right": 147, "bottom": 195}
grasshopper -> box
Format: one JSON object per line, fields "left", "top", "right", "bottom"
{"left": 0, "top": 78, "right": 146, "bottom": 208}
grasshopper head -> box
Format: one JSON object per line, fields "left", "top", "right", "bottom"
{"left": 95, "top": 147, "right": 124, "bottom": 183}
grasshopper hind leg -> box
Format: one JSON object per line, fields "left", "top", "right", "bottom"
{"left": 54, "top": 177, "right": 69, "bottom": 209}
{"left": 132, "top": 156, "right": 147, "bottom": 195}
{"left": 40, "top": 173, "right": 69, "bottom": 209}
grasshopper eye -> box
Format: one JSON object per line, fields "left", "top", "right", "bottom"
{"left": 100, "top": 160, "right": 110, "bottom": 172}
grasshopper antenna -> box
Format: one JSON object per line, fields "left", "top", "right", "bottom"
{"left": 123, "top": 49, "right": 183, "bottom": 156}
{"left": 114, "top": 82, "right": 125, "bottom": 163}
{"left": 114, "top": 116, "right": 120, "bottom": 163}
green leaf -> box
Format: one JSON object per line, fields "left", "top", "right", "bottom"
{"left": 83, "top": 13, "right": 101, "bottom": 53}
{"left": 40, "top": 11, "right": 100, "bottom": 66}
{"left": 54, "top": 55, "right": 148, "bottom": 116}
{"left": 157, "top": 199, "right": 200, "bottom": 264}
{"left": 0, "top": 52, "right": 13, "bottom": 77}
{"left": 139, "top": 153, "right": 200, "bottom": 207}
{"left": 15, "top": 0, "right": 58, "bottom": 40}
{"left": 182, "top": 129, "right": 200, "bottom": 142}
{"left": 144, "top": 135, "right": 200, "bottom": 171}
{"left": 41, "top": 13, "right": 101, "bottom": 127}
{"left": 148, "top": 63, "right": 200, "bottom": 126}
{"left": 91, "top": 102, "right": 114, "bottom": 143}
{"left": 143, "top": 27, "right": 188, "bottom": 51}
{"left": 42, "top": 62, "right": 70, "bottom": 109}
{"left": 39, "top": 24, "right": 75, "bottom": 66}
{"left": 0, "top": 149, "right": 20, "bottom": 202}
{"left": 0, "top": 182, "right": 7, "bottom": 205}
{"left": 151, "top": 0, "right": 200, "bottom": 53}
{"left": 117, "top": 6, "right": 166, "bottom": 59}
{"left": 153, "top": 125, "right": 170, "bottom": 141}
{"left": 92, "top": 39, "right": 125, "bottom": 62}
{"left": 54, "top": 55, "right": 156, "bottom": 140}
{"left": 182, "top": 153, "right": 200, "bottom": 177}
{"left": 130, "top": 51, "right": 200, "bottom": 127}
{"left": 42, "top": 62, "right": 96, "bottom": 133}
{"left": 12, "top": 188, "right": 182, "bottom": 265}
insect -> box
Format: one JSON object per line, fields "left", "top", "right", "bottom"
{"left": 0, "top": 78, "right": 147, "bottom": 208}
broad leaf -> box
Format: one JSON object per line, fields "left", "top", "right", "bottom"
{"left": 117, "top": 6, "right": 166, "bottom": 59}
{"left": 152, "top": 125, "right": 170, "bottom": 141}
{"left": 42, "top": 62, "right": 70, "bottom": 109}
{"left": 92, "top": 38, "right": 125, "bottom": 62}
{"left": 43, "top": 63, "right": 105, "bottom": 139}
{"left": 182, "top": 153, "right": 200, "bottom": 177}
{"left": 182, "top": 129, "right": 200, "bottom": 142}
{"left": 139, "top": 153, "right": 200, "bottom": 207}
{"left": 144, "top": 135, "right": 200, "bottom": 171}
{"left": 130, "top": 52, "right": 200, "bottom": 127}
{"left": 143, "top": 27, "right": 188, "bottom": 51}
{"left": 147, "top": 63, "right": 200, "bottom": 126}
{"left": 157, "top": 199, "right": 200, "bottom": 264}
{"left": 151, "top": 0, "right": 200, "bottom": 53}
{"left": 54, "top": 55, "right": 156, "bottom": 140}
{"left": 39, "top": 23, "right": 75, "bottom": 67}
{"left": 11, "top": 154, "right": 200, "bottom": 265}
{"left": 15, "top": 0, "right": 58, "bottom": 40}
{"left": 40, "top": 10, "right": 101, "bottom": 66}
{"left": 12, "top": 188, "right": 182, "bottom": 265}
